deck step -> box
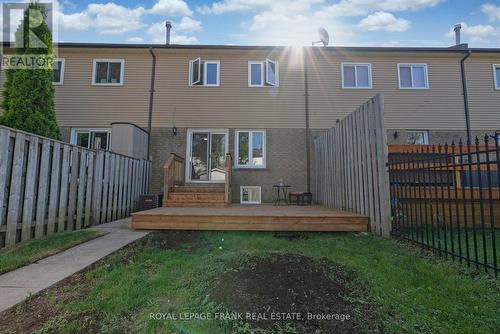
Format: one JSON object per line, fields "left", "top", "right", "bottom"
{"left": 172, "top": 186, "right": 224, "bottom": 193}
{"left": 164, "top": 201, "right": 229, "bottom": 208}
{"left": 168, "top": 192, "right": 225, "bottom": 202}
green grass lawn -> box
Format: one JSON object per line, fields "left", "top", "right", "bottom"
{"left": 396, "top": 227, "right": 500, "bottom": 271}
{"left": 0, "top": 229, "right": 103, "bottom": 274}
{"left": 1, "top": 231, "right": 499, "bottom": 334}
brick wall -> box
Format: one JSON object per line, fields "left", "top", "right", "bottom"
{"left": 149, "top": 127, "right": 309, "bottom": 203}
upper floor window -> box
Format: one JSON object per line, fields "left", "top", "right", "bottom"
{"left": 398, "top": 64, "right": 428, "bottom": 89}
{"left": 189, "top": 58, "right": 220, "bottom": 86}
{"left": 53, "top": 58, "right": 65, "bottom": 85}
{"left": 92, "top": 59, "right": 124, "bottom": 86}
{"left": 493, "top": 64, "right": 500, "bottom": 90}
{"left": 342, "top": 63, "right": 372, "bottom": 89}
{"left": 235, "top": 130, "right": 266, "bottom": 168}
{"left": 248, "top": 59, "right": 279, "bottom": 87}
{"left": 71, "top": 128, "right": 111, "bottom": 150}
{"left": 406, "top": 130, "right": 429, "bottom": 145}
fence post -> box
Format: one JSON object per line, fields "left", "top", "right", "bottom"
{"left": 21, "top": 137, "right": 39, "bottom": 241}
{"left": 5, "top": 133, "right": 26, "bottom": 246}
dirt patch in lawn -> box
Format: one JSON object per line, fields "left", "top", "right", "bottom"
{"left": 141, "top": 230, "right": 204, "bottom": 252}
{"left": 209, "top": 253, "right": 381, "bottom": 333}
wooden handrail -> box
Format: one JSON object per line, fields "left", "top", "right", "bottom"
{"left": 163, "top": 153, "right": 185, "bottom": 206}
{"left": 224, "top": 153, "right": 232, "bottom": 206}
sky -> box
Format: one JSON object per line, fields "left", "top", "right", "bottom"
{"left": 3, "top": 0, "right": 500, "bottom": 47}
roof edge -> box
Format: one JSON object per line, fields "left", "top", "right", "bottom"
{"left": 1, "top": 41, "right": 500, "bottom": 53}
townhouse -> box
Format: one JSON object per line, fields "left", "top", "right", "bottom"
{"left": 1, "top": 42, "right": 500, "bottom": 202}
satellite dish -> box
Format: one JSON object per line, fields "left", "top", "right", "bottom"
{"left": 318, "top": 28, "right": 329, "bottom": 46}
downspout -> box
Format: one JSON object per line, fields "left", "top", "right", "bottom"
{"left": 460, "top": 49, "right": 472, "bottom": 143}
{"left": 304, "top": 48, "right": 311, "bottom": 193}
{"left": 147, "top": 47, "right": 157, "bottom": 158}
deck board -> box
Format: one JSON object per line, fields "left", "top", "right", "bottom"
{"left": 131, "top": 204, "right": 368, "bottom": 232}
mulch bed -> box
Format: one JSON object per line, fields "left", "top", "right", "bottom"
{"left": 209, "top": 252, "right": 382, "bottom": 333}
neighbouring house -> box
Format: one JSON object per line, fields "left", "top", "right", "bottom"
{"left": 1, "top": 33, "right": 500, "bottom": 204}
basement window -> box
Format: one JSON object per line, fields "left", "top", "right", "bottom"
{"left": 189, "top": 58, "right": 220, "bottom": 86}
{"left": 248, "top": 59, "right": 279, "bottom": 87}
{"left": 71, "top": 128, "right": 111, "bottom": 150}
{"left": 342, "top": 63, "right": 372, "bottom": 88}
{"left": 235, "top": 130, "right": 266, "bottom": 168}
{"left": 494, "top": 64, "right": 500, "bottom": 90}
{"left": 53, "top": 58, "right": 65, "bottom": 85}
{"left": 92, "top": 59, "right": 124, "bottom": 85}
{"left": 406, "top": 130, "right": 429, "bottom": 145}
{"left": 398, "top": 64, "right": 428, "bottom": 89}
{"left": 240, "top": 186, "right": 261, "bottom": 204}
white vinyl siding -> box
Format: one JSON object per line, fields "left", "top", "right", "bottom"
{"left": 342, "top": 63, "right": 372, "bottom": 89}
{"left": 189, "top": 59, "right": 220, "bottom": 86}
{"left": 92, "top": 59, "right": 124, "bottom": 86}
{"left": 494, "top": 64, "right": 500, "bottom": 90}
{"left": 398, "top": 64, "right": 428, "bottom": 89}
{"left": 235, "top": 130, "right": 266, "bottom": 168}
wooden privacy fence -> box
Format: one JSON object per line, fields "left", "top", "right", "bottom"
{"left": 0, "top": 125, "right": 151, "bottom": 248}
{"left": 314, "top": 93, "right": 391, "bottom": 236}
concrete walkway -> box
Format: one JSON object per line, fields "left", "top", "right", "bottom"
{"left": 0, "top": 218, "right": 149, "bottom": 313}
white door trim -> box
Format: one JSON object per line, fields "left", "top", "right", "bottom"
{"left": 185, "top": 128, "right": 229, "bottom": 183}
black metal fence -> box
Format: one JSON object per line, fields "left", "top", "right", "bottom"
{"left": 389, "top": 135, "right": 499, "bottom": 276}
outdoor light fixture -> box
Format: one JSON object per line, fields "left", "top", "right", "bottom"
{"left": 172, "top": 126, "right": 177, "bottom": 136}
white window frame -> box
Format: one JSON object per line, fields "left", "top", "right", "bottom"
{"left": 203, "top": 60, "right": 220, "bottom": 86}
{"left": 248, "top": 61, "right": 264, "bottom": 87}
{"left": 341, "top": 63, "right": 372, "bottom": 89}
{"left": 53, "top": 58, "right": 65, "bottom": 85}
{"left": 265, "top": 59, "right": 279, "bottom": 87}
{"left": 235, "top": 130, "right": 266, "bottom": 169}
{"left": 70, "top": 128, "right": 111, "bottom": 150}
{"left": 493, "top": 64, "right": 500, "bottom": 90}
{"left": 240, "top": 186, "right": 262, "bottom": 204}
{"left": 188, "top": 59, "right": 220, "bottom": 87}
{"left": 397, "top": 63, "right": 429, "bottom": 89}
{"left": 91, "top": 59, "right": 125, "bottom": 86}
{"left": 406, "top": 130, "right": 429, "bottom": 145}
{"left": 189, "top": 57, "right": 202, "bottom": 85}
{"left": 248, "top": 60, "right": 279, "bottom": 87}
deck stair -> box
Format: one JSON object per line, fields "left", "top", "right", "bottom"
{"left": 164, "top": 185, "right": 228, "bottom": 207}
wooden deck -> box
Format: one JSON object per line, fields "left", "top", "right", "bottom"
{"left": 131, "top": 204, "right": 368, "bottom": 232}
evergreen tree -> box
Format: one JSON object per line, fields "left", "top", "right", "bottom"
{"left": 1, "top": 3, "right": 61, "bottom": 139}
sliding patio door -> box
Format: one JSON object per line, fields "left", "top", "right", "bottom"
{"left": 187, "top": 130, "right": 228, "bottom": 183}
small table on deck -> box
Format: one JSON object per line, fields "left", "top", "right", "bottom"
{"left": 273, "top": 184, "right": 291, "bottom": 205}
